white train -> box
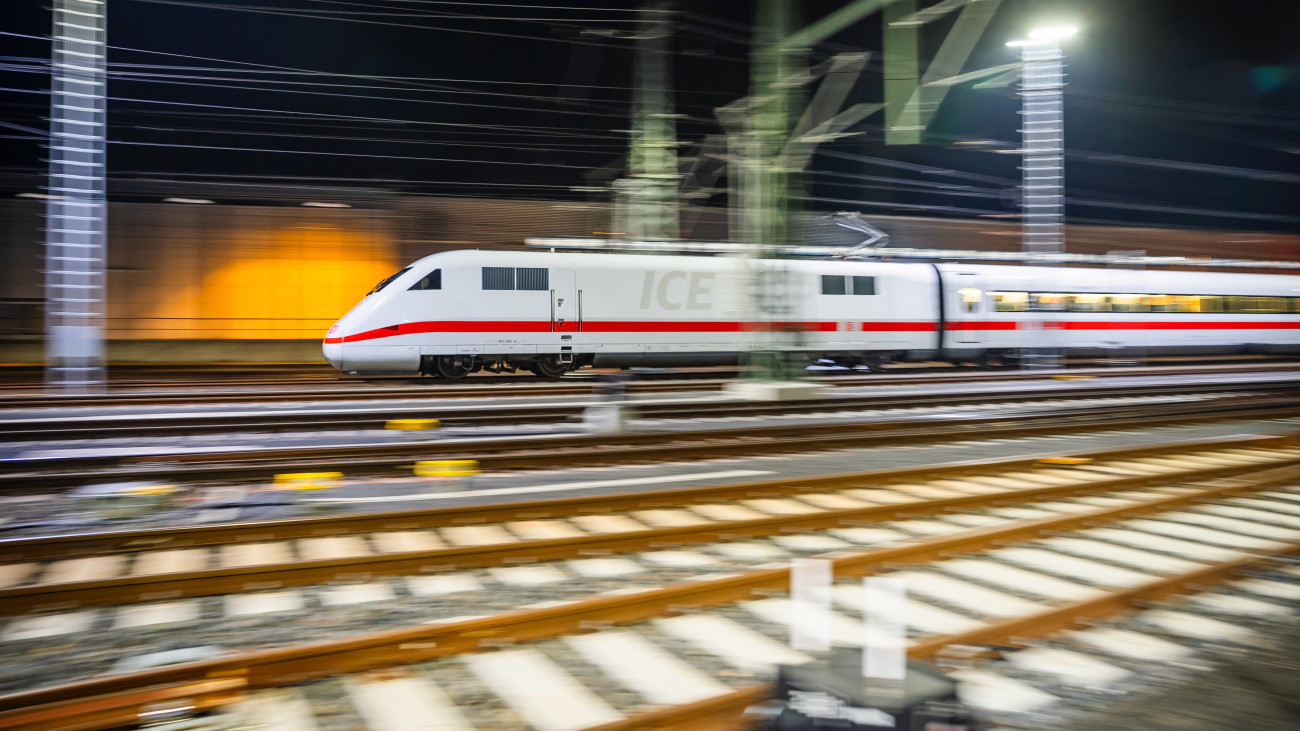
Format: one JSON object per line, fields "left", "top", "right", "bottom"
{"left": 322, "top": 249, "right": 1300, "bottom": 377}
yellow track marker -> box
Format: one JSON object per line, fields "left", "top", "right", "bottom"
{"left": 273, "top": 472, "right": 344, "bottom": 490}
{"left": 386, "top": 418, "right": 441, "bottom": 431}
{"left": 1038, "top": 457, "right": 1094, "bottom": 466}
{"left": 121, "top": 483, "right": 179, "bottom": 496}
{"left": 414, "top": 460, "right": 480, "bottom": 478}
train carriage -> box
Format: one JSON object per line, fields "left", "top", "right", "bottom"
{"left": 321, "top": 250, "right": 1300, "bottom": 377}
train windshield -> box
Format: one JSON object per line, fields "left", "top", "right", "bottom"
{"left": 366, "top": 267, "right": 412, "bottom": 296}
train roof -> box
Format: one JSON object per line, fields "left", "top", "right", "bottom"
{"left": 523, "top": 238, "right": 1300, "bottom": 272}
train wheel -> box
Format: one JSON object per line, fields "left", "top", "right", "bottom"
{"left": 529, "top": 356, "right": 567, "bottom": 379}
{"left": 435, "top": 356, "right": 472, "bottom": 380}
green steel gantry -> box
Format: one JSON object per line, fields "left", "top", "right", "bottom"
{"left": 621, "top": 2, "right": 680, "bottom": 241}
{"left": 621, "top": 0, "right": 1004, "bottom": 379}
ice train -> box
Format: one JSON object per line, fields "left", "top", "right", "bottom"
{"left": 322, "top": 249, "right": 1300, "bottom": 377}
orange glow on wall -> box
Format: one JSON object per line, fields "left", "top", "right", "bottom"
{"left": 126, "top": 218, "right": 399, "bottom": 339}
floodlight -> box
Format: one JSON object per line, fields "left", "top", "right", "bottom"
{"left": 1029, "top": 25, "right": 1078, "bottom": 41}
{"left": 1007, "top": 25, "right": 1077, "bottom": 47}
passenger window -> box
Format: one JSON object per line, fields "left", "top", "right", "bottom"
{"left": 821, "top": 275, "right": 847, "bottom": 295}
{"left": 1069, "top": 294, "right": 1110, "bottom": 312}
{"left": 851, "top": 276, "right": 876, "bottom": 295}
{"left": 516, "top": 268, "right": 549, "bottom": 291}
{"left": 1143, "top": 295, "right": 1173, "bottom": 312}
{"left": 957, "top": 287, "right": 981, "bottom": 313}
{"left": 1029, "top": 293, "right": 1068, "bottom": 312}
{"left": 991, "top": 292, "right": 1027, "bottom": 312}
{"left": 408, "top": 269, "right": 441, "bottom": 291}
{"left": 482, "top": 267, "right": 514, "bottom": 290}
{"left": 1238, "top": 296, "right": 1286, "bottom": 313}
{"left": 1110, "top": 294, "right": 1148, "bottom": 313}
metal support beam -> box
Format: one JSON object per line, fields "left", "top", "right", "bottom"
{"left": 622, "top": 2, "right": 680, "bottom": 241}
{"left": 781, "top": 0, "right": 896, "bottom": 52}
{"left": 883, "top": 0, "right": 920, "bottom": 144}
{"left": 891, "top": 0, "right": 1003, "bottom": 143}
{"left": 744, "top": 0, "right": 801, "bottom": 380}
{"left": 45, "top": 0, "right": 106, "bottom": 393}
{"left": 927, "top": 61, "right": 1020, "bottom": 88}
{"left": 791, "top": 53, "right": 871, "bottom": 144}
{"left": 783, "top": 102, "right": 884, "bottom": 170}
{"left": 742, "top": 1, "right": 916, "bottom": 381}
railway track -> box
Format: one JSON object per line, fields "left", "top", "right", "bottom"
{"left": 1, "top": 436, "right": 1297, "bottom": 729}
{"left": 0, "top": 433, "right": 1292, "bottom": 611}
{"left": 4, "top": 389, "right": 1299, "bottom": 490}
{"left": 0, "top": 361, "right": 1296, "bottom": 410}
{"left": 4, "top": 370, "right": 1298, "bottom": 443}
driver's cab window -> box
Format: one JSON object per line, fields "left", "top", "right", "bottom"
{"left": 366, "top": 267, "right": 411, "bottom": 296}
{"left": 409, "top": 269, "right": 441, "bottom": 291}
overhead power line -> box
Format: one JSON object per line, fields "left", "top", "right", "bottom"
{"left": 125, "top": 0, "right": 640, "bottom": 50}
{"left": 108, "top": 138, "right": 601, "bottom": 169}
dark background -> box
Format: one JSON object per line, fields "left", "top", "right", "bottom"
{"left": 2, "top": 0, "right": 1297, "bottom": 233}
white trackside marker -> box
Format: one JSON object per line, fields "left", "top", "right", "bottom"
{"left": 791, "top": 558, "right": 832, "bottom": 652}
{"left": 863, "top": 576, "right": 907, "bottom": 683}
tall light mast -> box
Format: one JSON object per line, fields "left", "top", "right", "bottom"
{"left": 45, "top": 0, "right": 108, "bottom": 392}
{"left": 1008, "top": 26, "right": 1077, "bottom": 254}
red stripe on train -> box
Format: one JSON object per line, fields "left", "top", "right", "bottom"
{"left": 324, "top": 318, "right": 1300, "bottom": 343}
{"left": 1050, "top": 321, "right": 1300, "bottom": 330}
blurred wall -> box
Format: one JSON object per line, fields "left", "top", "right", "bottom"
{"left": 0, "top": 196, "right": 614, "bottom": 360}
{"left": 106, "top": 203, "right": 399, "bottom": 339}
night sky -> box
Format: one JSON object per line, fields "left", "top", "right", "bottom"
{"left": 1, "top": 0, "right": 1296, "bottom": 232}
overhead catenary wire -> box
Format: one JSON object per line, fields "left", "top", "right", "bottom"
{"left": 106, "top": 138, "right": 603, "bottom": 169}
{"left": 113, "top": 124, "right": 632, "bottom": 154}
{"left": 1, "top": 61, "right": 721, "bottom": 119}
{"left": 124, "top": 0, "right": 643, "bottom": 51}
{"left": 1, "top": 57, "right": 732, "bottom": 105}
{"left": 300, "top": 0, "right": 653, "bottom": 11}
{"left": 4, "top": 66, "right": 636, "bottom": 120}
{"left": 1, "top": 9, "right": 1292, "bottom": 234}
{"left": 105, "top": 62, "right": 733, "bottom": 96}
{"left": 4, "top": 71, "right": 1293, "bottom": 194}
{"left": 0, "top": 33, "right": 695, "bottom": 98}
{"left": 290, "top": 0, "right": 650, "bottom": 24}
{"left": 116, "top": 170, "right": 586, "bottom": 190}
{"left": 109, "top": 112, "right": 635, "bottom": 141}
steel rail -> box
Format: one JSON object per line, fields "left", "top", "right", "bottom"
{"left": 3, "top": 373, "right": 1297, "bottom": 442}
{"left": 3, "top": 462, "right": 1298, "bottom": 730}
{"left": 1, "top": 361, "right": 1293, "bottom": 409}
{"left": 3, "top": 394, "right": 1298, "bottom": 490}
{"left": 1, "top": 438, "right": 1294, "bottom": 614}
{"left": 3, "top": 432, "right": 1285, "bottom": 562}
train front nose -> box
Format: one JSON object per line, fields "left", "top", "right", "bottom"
{"left": 323, "top": 324, "right": 345, "bottom": 370}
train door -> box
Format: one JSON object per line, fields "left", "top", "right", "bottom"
{"left": 551, "top": 269, "right": 579, "bottom": 332}
{"left": 952, "top": 272, "right": 985, "bottom": 345}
